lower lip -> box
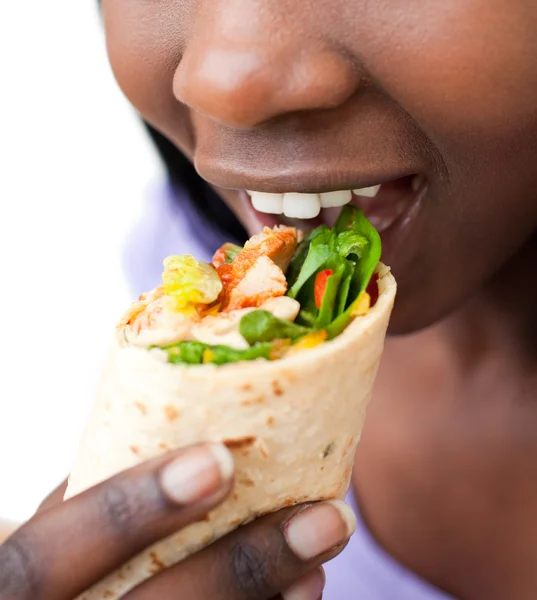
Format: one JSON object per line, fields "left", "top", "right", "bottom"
{"left": 242, "top": 180, "right": 427, "bottom": 263}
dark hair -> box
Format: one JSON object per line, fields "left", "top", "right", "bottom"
{"left": 96, "top": 0, "right": 246, "bottom": 242}
{"left": 144, "top": 124, "right": 247, "bottom": 242}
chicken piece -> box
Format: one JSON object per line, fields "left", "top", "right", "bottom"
{"left": 220, "top": 255, "right": 288, "bottom": 312}
{"left": 120, "top": 227, "right": 301, "bottom": 344}
{"left": 192, "top": 308, "right": 253, "bottom": 350}
{"left": 242, "top": 225, "right": 300, "bottom": 271}
{"left": 260, "top": 296, "right": 301, "bottom": 321}
{"left": 119, "top": 286, "right": 194, "bottom": 347}
{"left": 191, "top": 296, "right": 301, "bottom": 350}
{"left": 119, "top": 286, "right": 164, "bottom": 330}
{"left": 212, "top": 243, "right": 242, "bottom": 269}
{"left": 217, "top": 226, "right": 299, "bottom": 311}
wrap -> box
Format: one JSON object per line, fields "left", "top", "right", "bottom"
{"left": 65, "top": 264, "right": 396, "bottom": 599}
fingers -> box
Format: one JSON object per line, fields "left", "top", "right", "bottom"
{"left": 36, "top": 479, "right": 68, "bottom": 513}
{"left": 0, "top": 519, "right": 18, "bottom": 544}
{"left": 281, "top": 568, "right": 325, "bottom": 600}
{"left": 0, "top": 443, "right": 234, "bottom": 600}
{"left": 125, "top": 499, "right": 356, "bottom": 600}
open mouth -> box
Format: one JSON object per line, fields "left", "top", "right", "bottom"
{"left": 244, "top": 174, "right": 427, "bottom": 235}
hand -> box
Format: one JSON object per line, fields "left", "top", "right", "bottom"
{"left": 0, "top": 443, "right": 355, "bottom": 600}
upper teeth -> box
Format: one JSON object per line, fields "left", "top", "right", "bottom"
{"left": 283, "top": 193, "right": 321, "bottom": 219}
{"left": 250, "top": 192, "right": 284, "bottom": 215}
{"left": 319, "top": 190, "right": 352, "bottom": 208}
{"left": 248, "top": 184, "right": 383, "bottom": 219}
{"left": 249, "top": 189, "right": 355, "bottom": 219}
{"left": 353, "top": 185, "right": 381, "bottom": 198}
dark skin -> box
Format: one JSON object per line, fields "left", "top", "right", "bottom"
{"left": 1, "top": 445, "right": 347, "bottom": 599}
{"left": 102, "top": 0, "right": 537, "bottom": 597}
{"left": 3, "top": 1, "right": 537, "bottom": 598}
{"left": 104, "top": 0, "right": 537, "bottom": 587}
{"left": 103, "top": 0, "right": 537, "bottom": 331}
{"left": 357, "top": 242, "right": 537, "bottom": 599}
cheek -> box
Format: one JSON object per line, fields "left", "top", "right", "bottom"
{"left": 360, "top": 1, "right": 537, "bottom": 330}
{"left": 365, "top": 0, "right": 537, "bottom": 138}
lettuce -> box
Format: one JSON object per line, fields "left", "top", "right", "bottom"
{"left": 161, "top": 340, "right": 276, "bottom": 365}
{"left": 158, "top": 206, "right": 381, "bottom": 363}
{"left": 239, "top": 310, "right": 312, "bottom": 345}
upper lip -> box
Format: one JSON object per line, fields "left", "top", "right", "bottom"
{"left": 189, "top": 98, "right": 435, "bottom": 194}
{"left": 196, "top": 162, "right": 423, "bottom": 194}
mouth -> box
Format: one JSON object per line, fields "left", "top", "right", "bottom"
{"left": 243, "top": 173, "right": 427, "bottom": 240}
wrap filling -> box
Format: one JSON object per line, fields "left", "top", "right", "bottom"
{"left": 119, "top": 206, "right": 382, "bottom": 364}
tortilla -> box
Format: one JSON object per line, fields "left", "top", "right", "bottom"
{"left": 65, "top": 264, "right": 396, "bottom": 599}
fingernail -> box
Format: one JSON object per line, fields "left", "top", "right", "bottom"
{"left": 160, "top": 443, "right": 234, "bottom": 504}
{"left": 282, "top": 568, "right": 326, "bottom": 600}
{"left": 284, "top": 500, "right": 356, "bottom": 561}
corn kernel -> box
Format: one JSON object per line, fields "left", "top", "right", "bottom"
{"left": 288, "top": 330, "right": 328, "bottom": 356}
{"left": 350, "top": 292, "right": 371, "bottom": 317}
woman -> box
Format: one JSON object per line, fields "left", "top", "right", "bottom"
{"left": 2, "top": 1, "right": 537, "bottom": 599}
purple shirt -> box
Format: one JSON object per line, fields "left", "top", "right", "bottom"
{"left": 123, "top": 181, "right": 455, "bottom": 600}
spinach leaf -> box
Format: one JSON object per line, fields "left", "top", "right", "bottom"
{"left": 347, "top": 209, "right": 382, "bottom": 297}
{"left": 335, "top": 262, "right": 353, "bottom": 316}
{"left": 285, "top": 206, "right": 381, "bottom": 339}
{"left": 334, "top": 204, "right": 360, "bottom": 233}
{"left": 161, "top": 341, "right": 206, "bottom": 365}
{"left": 207, "top": 343, "right": 274, "bottom": 365}
{"left": 239, "top": 310, "right": 312, "bottom": 345}
{"left": 285, "top": 225, "right": 329, "bottom": 288}
{"left": 287, "top": 227, "right": 334, "bottom": 299}
{"left": 315, "top": 262, "right": 346, "bottom": 329}
{"left": 298, "top": 309, "right": 316, "bottom": 327}
{"left": 336, "top": 229, "right": 368, "bottom": 261}
{"left": 159, "top": 339, "right": 275, "bottom": 365}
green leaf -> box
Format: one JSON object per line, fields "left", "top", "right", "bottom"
{"left": 297, "top": 309, "right": 316, "bottom": 327}
{"left": 159, "top": 340, "right": 275, "bottom": 365}
{"left": 286, "top": 206, "right": 382, "bottom": 339}
{"left": 286, "top": 225, "right": 329, "bottom": 288}
{"left": 295, "top": 276, "right": 318, "bottom": 320}
{"left": 223, "top": 243, "right": 243, "bottom": 263}
{"left": 287, "top": 228, "right": 334, "bottom": 299}
{"left": 207, "top": 343, "right": 274, "bottom": 365}
{"left": 239, "top": 310, "right": 312, "bottom": 345}
{"left": 161, "top": 341, "right": 206, "bottom": 364}
{"left": 285, "top": 240, "right": 309, "bottom": 289}
{"left": 347, "top": 209, "right": 382, "bottom": 296}
{"left": 335, "top": 262, "right": 353, "bottom": 316}
{"left": 334, "top": 204, "right": 360, "bottom": 234}
{"left": 315, "top": 262, "right": 346, "bottom": 329}
{"left": 325, "top": 306, "right": 354, "bottom": 340}
{"left": 336, "top": 229, "right": 368, "bottom": 260}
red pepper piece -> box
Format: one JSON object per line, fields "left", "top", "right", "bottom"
{"left": 314, "top": 269, "right": 333, "bottom": 309}
{"left": 366, "top": 273, "right": 380, "bottom": 307}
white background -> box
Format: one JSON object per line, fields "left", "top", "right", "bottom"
{"left": 0, "top": 2, "right": 162, "bottom": 521}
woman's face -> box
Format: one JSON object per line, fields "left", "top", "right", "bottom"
{"left": 102, "top": 0, "right": 537, "bottom": 333}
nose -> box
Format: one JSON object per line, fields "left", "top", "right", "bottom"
{"left": 173, "top": 2, "right": 360, "bottom": 128}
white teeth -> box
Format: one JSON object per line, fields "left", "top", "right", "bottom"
{"left": 249, "top": 191, "right": 284, "bottom": 214}
{"left": 319, "top": 190, "right": 352, "bottom": 208}
{"left": 282, "top": 193, "right": 321, "bottom": 219}
{"left": 249, "top": 188, "right": 357, "bottom": 219}
{"left": 353, "top": 184, "right": 381, "bottom": 198}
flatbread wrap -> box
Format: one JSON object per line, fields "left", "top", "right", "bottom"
{"left": 65, "top": 206, "right": 397, "bottom": 599}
